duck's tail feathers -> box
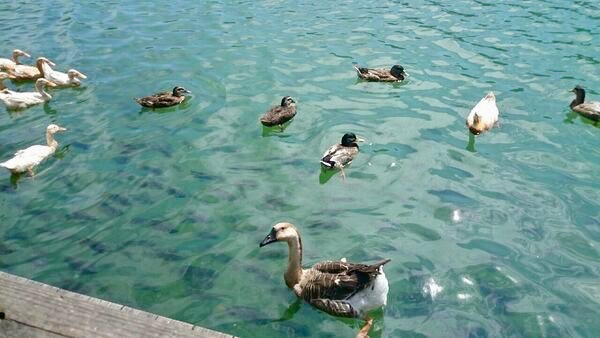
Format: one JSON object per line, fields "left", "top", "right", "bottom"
{"left": 371, "top": 258, "right": 391, "bottom": 273}
{"left": 320, "top": 160, "right": 334, "bottom": 168}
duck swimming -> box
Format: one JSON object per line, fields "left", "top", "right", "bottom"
{"left": 466, "top": 92, "right": 499, "bottom": 135}
{"left": 135, "top": 86, "right": 191, "bottom": 108}
{"left": 354, "top": 64, "right": 407, "bottom": 82}
{"left": 260, "top": 96, "right": 297, "bottom": 128}
{"left": 0, "top": 78, "right": 57, "bottom": 109}
{"left": 42, "top": 61, "right": 87, "bottom": 86}
{"left": 260, "top": 222, "right": 390, "bottom": 338}
{"left": 1, "top": 124, "right": 67, "bottom": 175}
{"left": 320, "top": 133, "right": 364, "bottom": 179}
{"left": 570, "top": 85, "right": 600, "bottom": 122}
{"left": 0, "top": 49, "right": 30, "bottom": 72}
{"left": 10, "top": 57, "right": 55, "bottom": 81}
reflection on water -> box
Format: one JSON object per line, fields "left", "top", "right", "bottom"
{"left": 1, "top": 1, "right": 600, "bottom": 337}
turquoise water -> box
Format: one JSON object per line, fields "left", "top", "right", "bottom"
{"left": 1, "top": 1, "right": 599, "bottom": 337}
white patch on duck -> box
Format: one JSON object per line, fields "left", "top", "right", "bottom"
{"left": 0, "top": 78, "right": 56, "bottom": 109}
{"left": 0, "top": 124, "right": 67, "bottom": 175}
{"left": 346, "top": 267, "right": 389, "bottom": 316}
{"left": 466, "top": 91, "right": 499, "bottom": 135}
{"left": 43, "top": 61, "right": 87, "bottom": 86}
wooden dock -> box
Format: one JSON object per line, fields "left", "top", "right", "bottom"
{"left": 0, "top": 271, "right": 235, "bottom": 338}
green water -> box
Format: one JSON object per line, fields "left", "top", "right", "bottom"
{"left": 1, "top": 1, "right": 599, "bottom": 337}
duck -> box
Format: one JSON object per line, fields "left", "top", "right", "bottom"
{"left": 466, "top": 92, "right": 499, "bottom": 135}
{"left": 259, "top": 222, "right": 390, "bottom": 338}
{"left": 42, "top": 61, "right": 87, "bottom": 86}
{"left": 260, "top": 96, "right": 297, "bottom": 128}
{"left": 135, "top": 86, "right": 191, "bottom": 108}
{"left": 0, "top": 49, "right": 30, "bottom": 72}
{"left": 570, "top": 85, "right": 600, "bottom": 122}
{"left": 320, "top": 133, "right": 365, "bottom": 179}
{"left": 10, "top": 57, "right": 55, "bottom": 81}
{"left": 0, "top": 78, "right": 57, "bottom": 109}
{"left": 0, "top": 124, "right": 67, "bottom": 175}
{"left": 353, "top": 64, "right": 407, "bottom": 82}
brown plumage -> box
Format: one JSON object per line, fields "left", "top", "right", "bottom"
{"left": 354, "top": 64, "right": 407, "bottom": 82}
{"left": 570, "top": 85, "right": 600, "bottom": 121}
{"left": 135, "top": 86, "right": 191, "bottom": 108}
{"left": 260, "top": 96, "right": 297, "bottom": 127}
{"left": 260, "top": 222, "right": 390, "bottom": 338}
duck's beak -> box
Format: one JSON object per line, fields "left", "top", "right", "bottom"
{"left": 46, "top": 59, "right": 56, "bottom": 67}
{"left": 183, "top": 89, "right": 191, "bottom": 94}
{"left": 569, "top": 89, "right": 575, "bottom": 93}
{"left": 356, "top": 137, "right": 366, "bottom": 142}
{"left": 21, "top": 51, "right": 31, "bottom": 58}
{"left": 58, "top": 127, "right": 67, "bottom": 132}
{"left": 259, "top": 228, "right": 278, "bottom": 247}
{"left": 47, "top": 81, "right": 57, "bottom": 87}
{"left": 77, "top": 71, "right": 87, "bottom": 79}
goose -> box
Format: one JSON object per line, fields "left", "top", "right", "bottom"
{"left": 320, "top": 133, "right": 365, "bottom": 179}
{"left": 0, "top": 49, "right": 30, "bottom": 72}
{"left": 354, "top": 64, "right": 407, "bottom": 82}
{"left": 135, "top": 86, "right": 191, "bottom": 108}
{"left": 570, "top": 85, "right": 600, "bottom": 122}
{"left": 11, "top": 57, "right": 55, "bottom": 81}
{"left": 466, "top": 92, "right": 499, "bottom": 135}
{"left": 259, "top": 222, "right": 390, "bottom": 338}
{"left": 42, "top": 61, "right": 87, "bottom": 86}
{"left": 1, "top": 124, "right": 67, "bottom": 175}
{"left": 0, "top": 78, "right": 57, "bottom": 109}
{"left": 260, "top": 96, "right": 297, "bottom": 128}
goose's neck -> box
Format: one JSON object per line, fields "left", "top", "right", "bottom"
{"left": 46, "top": 132, "right": 59, "bottom": 152}
{"left": 36, "top": 83, "right": 52, "bottom": 100}
{"left": 571, "top": 90, "right": 585, "bottom": 108}
{"left": 284, "top": 235, "right": 303, "bottom": 288}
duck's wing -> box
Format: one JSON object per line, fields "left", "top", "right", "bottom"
{"left": 575, "top": 101, "right": 600, "bottom": 120}
{"left": 260, "top": 105, "right": 297, "bottom": 126}
{"left": 321, "top": 145, "right": 358, "bottom": 169}
{"left": 354, "top": 66, "right": 383, "bottom": 81}
{"left": 300, "top": 259, "right": 391, "bottom": 314}
{"left": 135, "top": 93, "right": 181, "bottom": 107}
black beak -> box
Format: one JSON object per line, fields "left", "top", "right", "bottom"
{"left": 259, "top": 228, "right": 278, "bottom": 247}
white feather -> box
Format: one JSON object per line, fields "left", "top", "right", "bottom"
{"left": 466, "top": 92, "right": 499, "bottom": 133}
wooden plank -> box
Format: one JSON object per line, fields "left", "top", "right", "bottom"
{"left": 0, "top": 271, "right": 235, "bottom": 338}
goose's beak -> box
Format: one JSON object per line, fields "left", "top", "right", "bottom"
{"left": 259, "top": 228, "right": 278, "bottom": 247}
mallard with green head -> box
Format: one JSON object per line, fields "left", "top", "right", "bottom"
{"left": 570, "top": 85, "right": 600, "bottom": 121}
{"left": 260, "top": 96, "right": 297, "bottom": 127}
{"left": 135, "top": 86, "right": 191, "bottom": 108}
{"left": 320, "top": 133, "right": 365, "bottom": 179}
{"left": 354, "top": 64, "right": 407, "bottom": 82}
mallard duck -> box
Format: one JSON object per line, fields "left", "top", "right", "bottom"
{"left": 320, "top": 133, "right": 365, "bottom": 179}
{"left": 0, "top": 78, "right": 57, "bottom": 110}
{"left": 135, "top": 86, "right": 191, "bottom": 108}
{"left": 570, "top": 85, "right": 600, "bottom": 121}
{"left": 260, "top": 222, "right": 390, "bottom": 338}
{"left": 260, "top": 96, "right": 297, "bottom": 127}
{"left": 10, "top": 57, "right": 55, "bottom": 81}
{"left": 0, "top": 49, "right": 30, "bottom": 72}
{"left": 42, "top": 61, "right": 87, "bottom": 86}
{"left": 354, "top": 64, "right": 407, "bottom": 82}
{"left": 466, "top": 92, "right": 499, "bottom": 135}
{"left": 1, "top": 124, "right": 67, "bottom": 175}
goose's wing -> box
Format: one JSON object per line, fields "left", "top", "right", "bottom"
{"left": 302, "top": 259, "right": 390, "bottom": 302}
{"left": 260, "top": 105, "right": 296, "bottom": 126}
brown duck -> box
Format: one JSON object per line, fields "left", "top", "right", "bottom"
{"left": 260, "top": 222, "right": 390, "bottom": 338}
{"left": 353, "top": 64, "right": 407, "bottom": 82}
{"left": 570, "top": 85, "right": 600, "bottom": 122}
{"left": 135, "top": 86, "right": 191, "bottom": 108}
{"left": 260, "top": 96, "right": 297, "bottom": 127}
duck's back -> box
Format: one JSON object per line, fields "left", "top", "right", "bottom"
{"left": 1, "top": 145, "right": 52, "bottom": 171}
{"left": 136, "top": 92, "right": 183, "bottom": 108}
{"left": 574, "top": 101, "right": 600, "bottom": 121}
{"left": 260, "top": 105, "right": 296, "bottom": 126}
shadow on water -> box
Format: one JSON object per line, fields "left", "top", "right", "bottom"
{"left": 565, "top": 110, "right": 600, "bottom": 128}
{"left": 319, "top": 167, "right": 339, "bottom": 184}
{"left": 261, "top": 119, "right": 294, "bottom": 137}
{"left": 465, "top": 132, "right": 476, "bottom": 152}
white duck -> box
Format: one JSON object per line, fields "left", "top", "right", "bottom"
{"left": 466, "top": 91, "right": 499, "bottom": 135}
{"left": 0, "top": 78, "right": 57, "bottom": 109}
{"left": 1, "top": 124, "right": 67, "bottom": 175}
{"left": 42, "top": 61, "right": 87, "bottom": 86}
{"left": 0, "top": 49, "right": 30, "bottom": 72}
{"left": 260, "top": 222, "right": 390, "bottom": 338}
{"left": 11, "top": 57, "right": 55, "bottom": 81}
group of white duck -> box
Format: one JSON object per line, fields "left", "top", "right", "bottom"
{"left": 1, "top": 49, "right": 600, "bottom": 337}
{"left": 0, "top": 49, "right": 85, "bottom": 175}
